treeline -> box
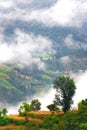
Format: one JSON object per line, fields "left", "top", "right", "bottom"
{"left": 0, "top": 99, "right": 87, "bottom": 130}
{"left": 0, "top": 76, "right": 87, "bottom": 130}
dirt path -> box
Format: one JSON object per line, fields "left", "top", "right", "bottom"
{"left": 9, "top": 114, "right": 43, "bottom": 123}
{"left": 9, "top": 111, "right": 64, "bottom": 123}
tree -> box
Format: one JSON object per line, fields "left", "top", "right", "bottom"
{"left": 58, "top": 111, "right": 80, "bottom": 130}
{"left": 47, "top": 101, "right": 59, "bottom": 111}
{"left": 78, "top": 99, "right": 87, "bottom": 111}
{"left": 47, "top": 104, "right": 57, "bottom": 111}
{"left": 31, "top": 99, "right": 41, "bottom": 111}
{"left": 2, "top": 108, "right": 8, "bottom": 117}
{"left": 18, "top": 102, "right": 31, "bottom": 116}
{"left": 53, "top": 76, "right": 76, "bottom": 113}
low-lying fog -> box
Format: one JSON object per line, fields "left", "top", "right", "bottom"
{"left": 7, "top": 71, "right": 87, "bottom": 114}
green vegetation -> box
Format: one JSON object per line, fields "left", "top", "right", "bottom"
{"left": 0, "top": 72, "right": 9, "bottom": 78}
{"left": 0, "top": 78, "right": 16, "bottom": 89}
{"left": 0, "top": 48, "right": 85, "bottom": 105}
{"left": 0, "top": 108, "right": 13, "bottom": 126}
{"left": 33, "top": 52, "right": 53, "bottom": 61}
{"left": 1, "top": 19, "right": 87, "bottom": 106}
{"left": 0, "top": 106, "right": 87, "bottom": 130}
{"left": 0, "top": 64, "right": 44, "bottom": 104}
{"left": 47, "top": 102, "right": 59, "bottom": 111}
{"left": 53, "top": 76, "right": 76, "bottom": 112}
{"left": 41, "top": 74, "right": 52, "bottom": 81}
{"left": 18, "top": 102, "right": 31, "bottom": 116}
{"left": 18, "top": 99, "right": 41, "bottom": 116}
{"left": 31, "top": 99, "right": 41, "bottom": 111}
{"left": 0, "top": 69, "right": 86, "bottom": 129}
{"left": 78, "top": 98, "right": 87, "bottom": 111}
{"left": 0, "top": 99, "right": 87, "bottom": 129}
{"left": 0, "top": 65, "right": 11, "bottom": 71}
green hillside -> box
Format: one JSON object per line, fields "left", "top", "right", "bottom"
{"left": 0, "top": 65, "right": 42, "bottom": 104}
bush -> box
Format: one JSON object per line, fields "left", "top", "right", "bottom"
{"left": 25, "top": 121, "right": 40, "bottom": 130}
{"left": 18, "top": 102, "right": 31, "bottom": 116}
{"left": 29, "top": 113, "right": 37, "bottom": 118}
{"left": 42, "top": 115, "right": 60, "bottom": 129}
{"left": 31, "top": 99, "right": 41, "bottom": 111}
{"left": 0, "top": 117, "right": 13, "bottom": 126}
{"left": 13, "top": 119, "right": 28, "bottom": 126}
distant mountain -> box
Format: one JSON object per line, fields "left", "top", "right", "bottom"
{"left": 1, "top": 21, "right": 87, "bottom": 104}
{"left": 0, "top": 0, "right": 87, "bottom": 105}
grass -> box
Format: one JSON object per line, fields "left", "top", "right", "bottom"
{"left": 41, "top": 74, "right": 52, "bottom": 80}
{"left": 33, "top": 53, "right": 53, "bottom": 61}
{"left": 0, "top": 78, "right": 14, "bottom": 89}
{"left": 45, "top": 70, "right": 58, "bottom": 75}
{"left": 0, "top": 72, "right": 9, "bottom": 78}
{"left": 0, "top": 65, "right": 12, "bottom": 72}
{"left": 0, "top": 124, "right": 25, "bottom": 130}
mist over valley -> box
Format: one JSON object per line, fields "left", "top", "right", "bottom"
{"left": 0, "top": 0, "right": 87, "bottom": 112}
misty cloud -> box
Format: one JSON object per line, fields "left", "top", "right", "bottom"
{"left": 19, "top": 0, "right": 87, "bottom": 27}
{"left": 0, "top": 0, "right": 13, "bottom": 9}
{"left": 17, "top": 0, "right": 33, "bottom": 4}
{"left": 64, "top": 34, "right": 87, "bottom": 50}
{"left": 59, "top": 56, "right": 71, "bottom": 65}
{"left": 0, "top": 29, "right": 52, "bottom": 69}
{"left": 64, "top": 34, "right": 74, "bottom": 47}
{"left": 7, "top": 71, "right": 87, "bottom": 114}
{"left": 27, "top": 87, "right": 56, "bottom": 111}
{"left": 0, "top": 0, "right": 87, "bottom": 28}
{"left": 73, "top": 71, "right": 87, "bottom": 107}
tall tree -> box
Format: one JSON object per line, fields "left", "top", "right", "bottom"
{"left": 53, "top": 76, "right": 76, "bottom": 112}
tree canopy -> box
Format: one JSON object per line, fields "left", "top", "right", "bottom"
{"left": 53, "top": 76, "right": 76, "bottom": 112}
{"left": 31, "top": 99, "right": 41, "bottom": 111}
{"left": 18, "top": 102, "right": 31, "bottom": 116}
{"left": 78, "top": 99, "right": 87, "bottom": 112}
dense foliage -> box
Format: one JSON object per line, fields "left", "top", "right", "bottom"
{"left": 47, "top": 102, "right": 59, "bottom": 111}
{"left": 31, "top": 99, "right": 41, "bottom": 111}
{"left": 0, "top": 106, "right": 87, "bottom": 130}
{"left": 18, "top": 102, "right": 31, "bottom": 116}
{"left": 53, "top": 76, "right": 76, "bottom": 112}
{"left": 0, "top": 98, "right": 87, "bottom": 130}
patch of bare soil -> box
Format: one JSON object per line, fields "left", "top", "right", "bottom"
{"left": 0, "top": 124, "right": 25, "bottom": 130}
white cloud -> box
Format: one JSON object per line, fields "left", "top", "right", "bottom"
{"left": 7, "top": 71, "right": 87, "bottom": 114}
{"left": 0, "top": 44, "right": 13, "bottom": 63}
{"left": 64, "top": 34, "right": 74, "bottom": 47}
{"left": 0, "top": 0, "right": 13, "bottom": 9}
{"left": 7, "top": 87, "right": 56, "bottom": 114}
{"left": 64, "top": 34, "right": 87, "bottom": 50}
{"left": 22, "top": 0, "right": 87, "bottom": 27}
{"left": 0, "top": 0, "right": 87, "bottom": 27}
{"left": 0, "top": 29, "right": 52, "bottom": 69}
{"left": 73, "top": 71, "right": 87, "bottom": 107}
{"left": 35, "top": 71, "right": 87, "bottom": 110}
{"left": 17, "top": 0, "right": 33, "bottom": 4}
{"left": 29, "top": 87, "right": 56, "bottom": 111}
{"left": 59, "top": 56, "right": 71, "bottom": 65}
